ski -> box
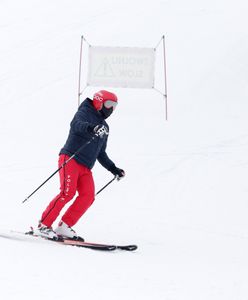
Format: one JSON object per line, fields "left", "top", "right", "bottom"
{"left": 62, "top": 239, "right": 117, "bottom": 251}
{"left": 24, "top": 230, "right": 138, "bottom": 251}
{"left": 62, "top": 238, "right": 138, "bottom": 251}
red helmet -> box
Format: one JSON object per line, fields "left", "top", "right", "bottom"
{"left": 93, "top": 90, "right": 118, "bottom": 111}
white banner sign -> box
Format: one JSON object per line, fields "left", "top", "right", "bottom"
{"left": 87, "top": 46, "right": 155, "bottom": 88}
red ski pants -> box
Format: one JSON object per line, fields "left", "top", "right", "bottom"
{"left": 40, "top": 154, "right": 95, "bottom": 227}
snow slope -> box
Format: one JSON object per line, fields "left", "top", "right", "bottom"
{"left": 1, "top": 0, "right": 248, "bottom": 299}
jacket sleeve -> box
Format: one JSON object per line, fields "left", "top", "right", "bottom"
{"left": 70, "top": 109, "right": 91, "bottom": 136}
{"left": 97, "top": 137, "right": 115, "bottom": 171}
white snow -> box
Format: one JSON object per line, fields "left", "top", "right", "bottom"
{"left": 1, "top": 0, "right": 248, "bottom": 299}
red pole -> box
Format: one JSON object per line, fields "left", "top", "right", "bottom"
{"left": 78, "top": 36, "right": 84, "bottom": 107}
{"left": 162, "top": 35, "right": 168, "bottom": 120}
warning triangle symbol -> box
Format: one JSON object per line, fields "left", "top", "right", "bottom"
{"left": 94, "top": 58, "right": 115, "bottom": 77}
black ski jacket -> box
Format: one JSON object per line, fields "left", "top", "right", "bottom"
{"left": 60, "top": 98, "right": 115, "bottom": 170}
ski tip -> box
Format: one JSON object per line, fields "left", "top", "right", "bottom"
{"left": 117, "top": 245, "right": 138, "bottom": 251}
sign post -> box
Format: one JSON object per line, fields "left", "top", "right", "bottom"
{"left": 78, "top": 36, "right": 168, "bottom": 119}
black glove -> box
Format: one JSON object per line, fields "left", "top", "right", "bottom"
{"left": 88, "top": 124, "right": 108, "bottom": 138}
{"left": 109, "top": 165, "right": 125, "bottom": 180}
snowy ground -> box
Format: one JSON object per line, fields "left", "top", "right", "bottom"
{"left": 1, "top": 0, "right": 248, "bottom": 299}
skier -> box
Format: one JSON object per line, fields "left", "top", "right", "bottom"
{"left": 35, "top": 90, "right": 125, "bottom": 240}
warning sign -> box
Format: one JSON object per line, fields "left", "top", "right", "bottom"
{"left": 87, "top": 46, "right": 155, "bottom": 88}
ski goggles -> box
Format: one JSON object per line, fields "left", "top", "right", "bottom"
{"left": 104, "top": 100, "right": 118, "bottom": 110}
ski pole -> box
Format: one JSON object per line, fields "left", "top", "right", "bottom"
{"left": 22, "top": 135, "right": 97, "bottom": 204}
{"left": 95, "top": 176, "right": 117, "bottom": 196}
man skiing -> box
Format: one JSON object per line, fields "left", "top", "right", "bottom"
{"left": 35, "top": 90, "right": 125, "bottom": 240}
